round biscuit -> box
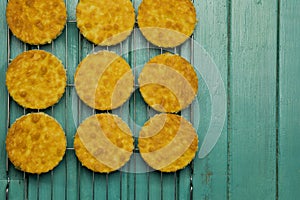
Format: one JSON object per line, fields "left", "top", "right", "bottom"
{"left": 138, "top": 53, "right": 198, "bottom": 113}
{"left": 6, "top": 0, "right": 67, "bottom": 45}
{"left": 6, "top": 113, "right": 66, "bottom": 174}
{"left": 137, "top": 0, "right": 197, "bottom": 47}
{"left": 76, "top": 0, "right": 135, "bottom": 46}
{"left": 74, "top": 114, "right": 134, "bottom": 173}
{"left": 6, "top": 50, "right": 67, "bottom": 109}
{"left": 138, "top": 113, "right": 198, "bottom": 172}
{"left": 74, "top": 51, "right": 134, "bottom": 110}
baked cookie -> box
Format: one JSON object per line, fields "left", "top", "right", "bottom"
{"left": 74, "top": 51, "right": 134, "bottom": 110}
{"left": 74, "top": 114, "right": 134, "bottom": 173}
{"left": 6, "top": 113, "right": 66, "bottom": 174}
{"left": 138, "top": 53, "right": 198, "bottom": 113}
{"left": 6, "top": 50, "right": 67, "bottom": 109}
{"left": 138, "top": 113, "right": 198, "bottom": 172}
{"left": 76, "top": 0, "right": 135, "bottom": 46}
{"left": 137, "top": 0, "right": 197, "bottom": 47}
{"left": 6, "top": 0, "right": 67, "bottom": 45}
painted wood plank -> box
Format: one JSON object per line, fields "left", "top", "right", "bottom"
{"left": 38, "top": 174, "right": 51, "bottom": 200}
{"left": 108, "top": 172, "right": 121, "bottom": 200}
{"left": 162, "top": 173, "right": 176, "bottom": 200}
{"left": 147, "top": 171, "right": 161, "bottom": 200}
{"left": 65, "top": 21, "right": 79, "bottom": 150}
{"left": 66, "top": 0, "right": 78, "bottom": 21}
{"left": 0, "top": 181, "right": 7, "bottom": 199}
{"left": 229, "top": 0, "right": 277, "bottom": 199}
{"left": 0, "top": 0, "right": 8, "bottom": 181}
{"left": 5, "top": 180, "right": 24, "bottom": 200}
{"left": 65, "top": 21, "right": 79, "bottom": 200}
{"left": 79, "top": 167, "right": 94, "bottom": 200}
{"left": 52, "top": 162, "right": 67, "bottom": 200}
{"left": 27, "top": 175, "right": 38, "bottom": 200}
{"left": 94, "top": 173, "right": 107, "bottom": 200}
{"left": 52, "top": 29, "right": 67, "bottom": 199}
{"left": 65, "top": 150, "right": 78, "bottom": 200}
{"left": 278, "top": 1, "right": 300, "bottom": 199}
{"left": 134, "top": 89, "right": 149, "bottom": 200}
{"left": 190, "top": 0, "right": 229, "bottom": 199}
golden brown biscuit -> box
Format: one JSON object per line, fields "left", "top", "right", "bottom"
{"left": 6, "top": 50, "right": 67, "bottom": 109}
{"left": 138, "top": 113, "right": 198, "bottom": 172}
{"left": 74, "top": 114, "right": 134, "bottom": 173}
{"left": 76, "top": 0, "right": 135, "bottom": 46}
{"left": 137, "top": 0, "right": 197, "bottom": 47}
{"left": 6, "top": 113, "right": 66, "bottom": 174}
{"left": 74, "top": 51, "right": 134, "bottom": 110}
{"left": 138, "top": 53, "right": 198, "bottom": 113}
{"left": 6, "top": 0, "right": 67, "bottom": 45}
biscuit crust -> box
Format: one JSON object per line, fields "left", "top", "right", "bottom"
{"left": 138, "top": 114, "right": 198, "bottom": 172}
{"left": 74, "top": 114, "right": 134, "bottom": 173}
{"left": 75, "top": 51, "right": 134, "bottom": 110}
{"left": 6, "top": 50, "right": 67, "bottom": 109}
{"left": 138, "top": 53, "right": 198, "bottom": 113}
{"left": 6, "top": 113, "right": 66, "bottom": 174}
{"left": 6, "top": 0, "right": 67, "bottom": 45}
{"left": 137, "top": 0, "right": 196, "bottom": 47}
{"left": 76, "top": 0, "right": 135, "bottom": 46}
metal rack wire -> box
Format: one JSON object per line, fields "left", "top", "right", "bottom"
{"left": 5, "top": 0, "right": 197, "bottom": 199}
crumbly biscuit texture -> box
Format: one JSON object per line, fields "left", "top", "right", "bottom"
{"left": 76, "top": 0, "right": 135, "bottom": 46}
{"left": 6, "top": 50, "right": 67, "bottom": 109}
{"left": 6, "top": 0, "right": 67, "bottom": 45}
{"left": 6, "top": 113, "right": 66, "bottom": 174}
{"left": 138, "top": 0, "right": 196, "bottom": 47}
{"left": 75, "top": 51, "right": 134, "bottom": 110}
{"left": 138, "top": 114, "right": 198, "bottom": 172}
{"left": 138, "top": 53, "right": 198, "bottom": 113}
{"left": 74, "top": 114, "right": 134, "bottom": 173}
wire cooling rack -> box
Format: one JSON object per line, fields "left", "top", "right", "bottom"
{"left": 4, "top": 0, "right": 199, "bottom": 199}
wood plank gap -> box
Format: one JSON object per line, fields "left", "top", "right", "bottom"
{"left": 226, "top": 0, "right": 232, "bottom": 200}
{"left": 64, "top": 155, "right": 68, "bottom": 200}
{"left": 275, "top": 0, "right": 281, "bottom": 199}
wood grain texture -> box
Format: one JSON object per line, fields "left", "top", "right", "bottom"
{"left": 0, "top": 0, "right": 8, "bottom": 181}
{"left": 4, "top": 180, "right": 24, "bottom": 200}
{"left": 229, "top": 0, "right": 277, "bottom": 199}
{"left": 65, "top": 21, "right": 79, "bottom": 200}
{"left": 52, "top": 29, "right": 67, "bottom": 200}
{"left": 278, "top": 1, "right": 300, "bottom": 199}
{"left": 192, "top": 0, "right": 228, "bottom": 199}
{"left": 2, "top": 0, "right": 300, "bottom": 199}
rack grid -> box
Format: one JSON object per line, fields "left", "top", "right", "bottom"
{"left": 4, "top": 0, "right": 200, "bottom": 199}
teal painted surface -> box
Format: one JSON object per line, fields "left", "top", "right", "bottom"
{"left": 0, "top": 0, "right": 300, "bottom": 199}
{"left": 0, "top": 0, "right": 8, "bottom": 182}
{"left": 278, "top": 0, "right": 300, "bottom": 199}
{"left": 193, "top": 0, "right": 228, "bottom": 199}
{"left": 229, "top": 0, "right": 277, "bottom": 199}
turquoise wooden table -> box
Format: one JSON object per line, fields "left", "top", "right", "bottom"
{"left": 0, "top": 0, "right": 299, "bottom": 199}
